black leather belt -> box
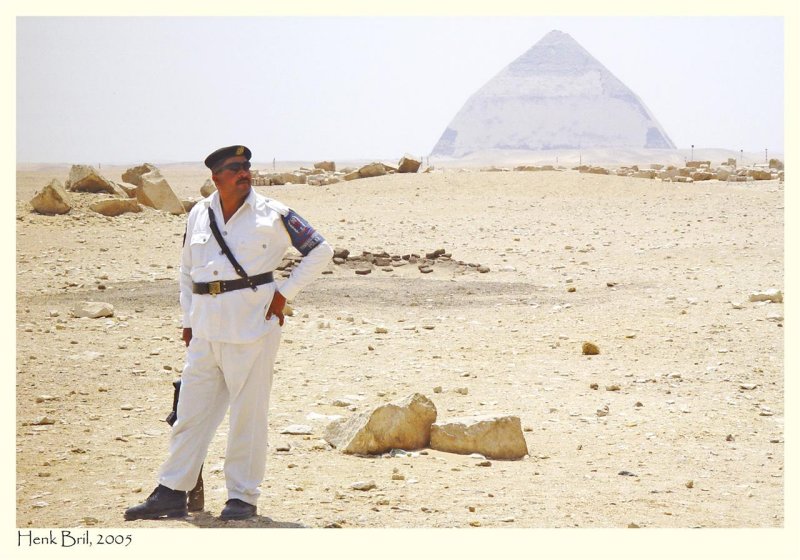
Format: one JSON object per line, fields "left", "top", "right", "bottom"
{"left": 192, "top": 271, "right": 274, "bottom": 295}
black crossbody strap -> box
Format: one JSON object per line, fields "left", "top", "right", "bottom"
{"left": 207, "top": 207, "right": 251, "bottom": 281}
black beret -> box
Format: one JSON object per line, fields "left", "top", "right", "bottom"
{"left": 204, "top": 145, "right": 252, "bottom": 170}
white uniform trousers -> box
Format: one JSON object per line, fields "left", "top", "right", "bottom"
{"left": 157, "top": 322, "right": 281, "bottom": 506}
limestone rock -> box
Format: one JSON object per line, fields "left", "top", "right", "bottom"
{"left": 135, "top": 169, "right": 185, "bottom": 215}
{"left": 121, "top": 163, "right": 158, "bottom": 187}
{"left": 72, "top": 301, "right": 114, "bottom": 319}
{"left": 200, "top": 179, "right": 216, "bottom": 197}
{"left": 343, "top": 170, "right": 362, "bottom": 181}
{"left": 89, "top": 198, "right": 142, "bottom": 217}
{"left": 357, "top": 163, "right": 387, "bottom": 179}
{"left": 314, "top": 161, "right": 336, "bottom": 172}
{"left": 430, "top": 415, "right": 528, "bottom": 460}
{"left": 747, "top": 169, "right": 772, "bottom": 180}
{"left": 749, "top": 289, "right": 783, "bottom": 303}
{"left": 115, "top": 181, "right": 139, "bottom": 197}
{"left": 632, "top": 170, "right": 656, "bottom": 179}
{"left": 397, "top": 154, "right": 422, "bottom": 173}
{"left": 182, "top": 199, "right": 199, "bottom": 212}
{"left": 324, "top": 393, "right": 437, "bottom": 455}
{"left": 30, "top": 179, "right": 72, "bottom": 215}
{"left": 65, "top": 165, "right": 125, "bottom": 195}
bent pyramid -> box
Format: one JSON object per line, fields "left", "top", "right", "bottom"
{"left": 431, "top": 30, "right": 676, "bottom": 157}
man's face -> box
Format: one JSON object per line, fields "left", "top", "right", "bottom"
{"left": 212, "top": 155, "right": 251, "bottom": 196}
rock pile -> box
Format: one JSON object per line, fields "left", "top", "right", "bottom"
{"left": 250, "top": 154, "right": 422, "bottom": 186}
{"left": 325, "top": 247, "right": 491, "bottom": 276}
{"left": 28, "top": 163, "right": 186, "bottom": 217}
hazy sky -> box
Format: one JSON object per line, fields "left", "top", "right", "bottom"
{"left": 16, "top": 16, "right": 784, "bottom": 164}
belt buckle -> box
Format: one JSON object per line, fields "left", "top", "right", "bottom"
{"left": 208, "top": 281, "right": 221, "bottom": 296}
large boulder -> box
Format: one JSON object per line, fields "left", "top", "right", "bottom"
{"left": 747, "top": 169, "right": 772, "bottom": 180}
{"left": 268, "top": 172, "right": 307, "bottom": 185}
{"left": 357, "top": 162, "right": 387, "bottom": 178}
{"left": 632, "top": 170, "right": 656, "bottom": 179}
{"left": 89, "top": 198, "right": 142, "bottom": 217}
{"left": 324, "top": 393, "right": 437, "bottom": 455}
{"left": 397, "top": 155, "right": 421, "bottom": 173}
{"left": 30, "top": 179, "right": 72, "bottom": 215}
{"left": 135, "top": 169, "right": 185, "bottom": 214}
{"left": 314, "top": 161, "right": 336, "bottom": 172}
{"left": 65, "top": 165, "right": 125, "bottom": 196}
{"left": 430, "top": 414, "right": 528, "bottom": 460}
{"left": 200, "top": 179, "right": 216, "bottom": 197}
{"left": 121, "top": 163, "right": 158, "bottom": 187}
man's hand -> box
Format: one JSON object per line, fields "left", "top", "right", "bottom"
{"left": 182, "top": 328, "right": 193, "bottom": 347}
{"left": 266, "top": 290, "right": 287, "bottom": 326}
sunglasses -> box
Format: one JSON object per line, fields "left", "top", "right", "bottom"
{"left": 215, "top": 161, "right": 252, "bottom": 174}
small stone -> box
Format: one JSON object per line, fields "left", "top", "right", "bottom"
{"left": 685, "top": 480, "right": 694, "bottom": 489}
{"left": 606, "top": 384, "right": 620, "bottom": 391}
{"left": 477, "top": 266, "right": 490, "bottom": 274}
{"left": 454, "top": 387, "right": 469, "bottom": 395}
{"left": 567, "top": 286, "right": 576, "bottom": 293}
{"left": 628, "top": 523, "right": 640, "bottom": 528}
{"left": 375, "top": 326, "right": 388, "bottom": 334}
{"left": 355, "top": 268, "right": 372, "bottom": 275}
{"left": 589, "top": 383, "right": 599, "bottom": 390}
{"left": 469, "top": 520, "right": 481, "bottom": 527}
{"left": 618, "top": 470, "right": 637, "bottom": 477}
{"left": 351, "top": 480, "right": 376, "bottom": 491}
{"left": 477, "top": 460, "right": 492, "bottom": 467}
{"left": 281, "top": 424, "right": 314, "bottom": 435}
{"left": 120, "top": 404, "right": 134, "bottom": 411}
{"left": 748, "top": 289, "right": 783, "bottom": 303}
{"left": 31, "top": 416, "right": 55, "bottom": 426}
{"left": 433, "top": 386, "right": 443, "bottom": 393}
{"left": 726, "top": 434, "right": 734, "bottom": 442}
{"left": 596, "top": 405, "right": 609, "bottom": 417}
{"left": 391, "top": 473, "right": 405, "bottom": 480}
{"left": 739, "top": 384, "right": 758, "bottom": 390}
{"left": 582, "top": 342, "right": 600, "bottom": 355}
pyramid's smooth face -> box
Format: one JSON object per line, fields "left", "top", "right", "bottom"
{"left": 432, "top": 30, "right": 676, "bottom": 157}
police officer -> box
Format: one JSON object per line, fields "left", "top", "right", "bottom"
{"left": 125, "top": 145, "right": 333, "bottom": 521}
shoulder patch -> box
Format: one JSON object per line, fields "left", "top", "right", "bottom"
{"left": 281, "top": 209, "right": 325, "bottom": 256}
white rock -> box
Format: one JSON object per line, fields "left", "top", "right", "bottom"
{"left": 72, "top": 301, "right": 114, "bottom": 319}
{"left": 351, "top": 480, "right": 377, "bottom": 491}
{"left": 281, "top": 424, "right": 314, "bottom": 435}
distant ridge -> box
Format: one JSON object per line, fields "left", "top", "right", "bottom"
{"left": 431, "top": 30, "right": 676, "bottom": 158}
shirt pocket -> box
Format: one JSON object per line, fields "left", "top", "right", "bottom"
{"left": 189, "top": 230, "right": 214, "bottom": 275}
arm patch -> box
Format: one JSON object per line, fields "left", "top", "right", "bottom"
{"left": 282, "top": 209, "right": 325, "bottom": 256}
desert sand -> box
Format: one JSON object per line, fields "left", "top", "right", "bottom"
{"left": 15, "top": 162, "right": 784, "bottom": 529}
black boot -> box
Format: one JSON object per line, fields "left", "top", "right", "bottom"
{"left": 124, "top": 484, "right": 187, "bottom": 521}
{"left": 220, "top": 499, "right": 256, "bottom": 520}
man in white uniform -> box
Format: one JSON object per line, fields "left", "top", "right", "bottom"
{"left": 125, "top": 145, "right": 333, "bottom": 521}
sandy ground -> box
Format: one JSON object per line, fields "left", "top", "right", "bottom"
{"left": 15, "top": 163, "right": 784, "bottom": 529}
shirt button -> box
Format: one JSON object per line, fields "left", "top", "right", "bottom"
{"left": 213, "top": 270, "right": 218, "bottom": 276}
{"left": 223, "top": 231, "right": 228, "bottom": 236}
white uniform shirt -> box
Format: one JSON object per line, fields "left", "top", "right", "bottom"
{"left": 180, "top": 188, "right": 333, "bottom": 343}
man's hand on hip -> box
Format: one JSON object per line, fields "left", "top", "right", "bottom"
{"left": 266, "top": 290, "right": 286, "bottom": 326}
{"left": 182, "top": 328, "right": 193, "bottom": 347}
